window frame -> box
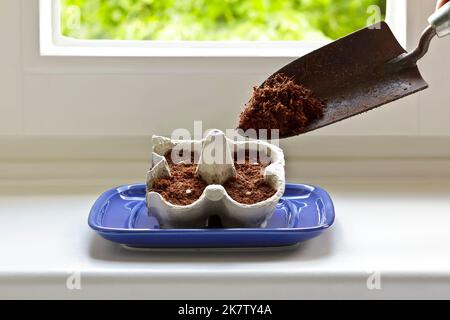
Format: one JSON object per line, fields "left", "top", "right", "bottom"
{"left": 39, "top": 0, "right": 405, "bottom": 57}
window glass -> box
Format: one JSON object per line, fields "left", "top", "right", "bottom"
{"left": 61, "top": 0, "right": 386, "bottom": 41}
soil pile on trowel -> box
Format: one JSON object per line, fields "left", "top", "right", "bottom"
{"left": 238, "top": 74, "right": 325, "bottom": 138}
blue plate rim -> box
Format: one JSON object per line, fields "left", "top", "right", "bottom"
{"left": 88, "top": 183, "right": 335, "bottom": 234}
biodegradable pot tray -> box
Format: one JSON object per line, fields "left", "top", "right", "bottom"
{"left": 146, "top": 130, "right": 285, "bottom": 228}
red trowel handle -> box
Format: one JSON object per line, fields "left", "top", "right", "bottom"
{"left": 437, "top": 0, "right": 450, "bottom": 10}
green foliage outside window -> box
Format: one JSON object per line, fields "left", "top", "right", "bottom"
{"left": 61, "top": 0, "right": 386, "bottom": 41}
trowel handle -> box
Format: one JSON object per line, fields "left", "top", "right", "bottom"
{"left": 393, "top": 0, "right": 449, "bottom": 68}
{"left": 429, "top": 0, "right": 450, "bottom": 37}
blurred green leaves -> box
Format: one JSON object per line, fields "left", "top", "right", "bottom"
{"left": 61, "top": 0, "right": 386, "bottom": 41}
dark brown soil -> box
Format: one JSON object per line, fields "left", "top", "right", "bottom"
{"left": 150, "top": 151, "right": 276, "bottom": 206}
{"left": 238, "top": 73, "right": 325, "bottom": 138}
{"left": 223, "top": 158, "right": 276, "bottom": 205}
{"left": 150, "top": 151, "right": 207, "bottom": 206}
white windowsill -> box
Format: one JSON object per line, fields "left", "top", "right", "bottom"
{"left": 1, "top": 134, "right": 449, "bottom": 299}
{"left": 1, "top": 176, "right": 450, "bottom": 299}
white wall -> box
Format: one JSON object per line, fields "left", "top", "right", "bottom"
{"left": 0, "top": 0, "right": 22, "bottom": 135}
{"left": 1, "top": 0, "right": 449, "bottom": 138}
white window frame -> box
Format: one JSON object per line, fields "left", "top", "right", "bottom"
{"left": 39, "top": 0, "right": 407, "bottom": 57}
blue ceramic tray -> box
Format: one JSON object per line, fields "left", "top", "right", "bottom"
{"left": 88, "top": 183, "right": 335, "bottom": 248}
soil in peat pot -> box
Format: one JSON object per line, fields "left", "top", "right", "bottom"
{"left": 150, "top": 150, "right": 276, "bottom": 206}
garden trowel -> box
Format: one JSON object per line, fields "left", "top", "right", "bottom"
{"left": 267, "top": 1, "right": 450, "bottom": 137}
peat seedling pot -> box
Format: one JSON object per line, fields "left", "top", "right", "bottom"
{"left": 146, "top": 130, "right": 285, "bottom": 228}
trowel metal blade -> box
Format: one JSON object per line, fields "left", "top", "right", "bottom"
{"left": 269, "top": 21, "right": 428, "bottom": 136}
